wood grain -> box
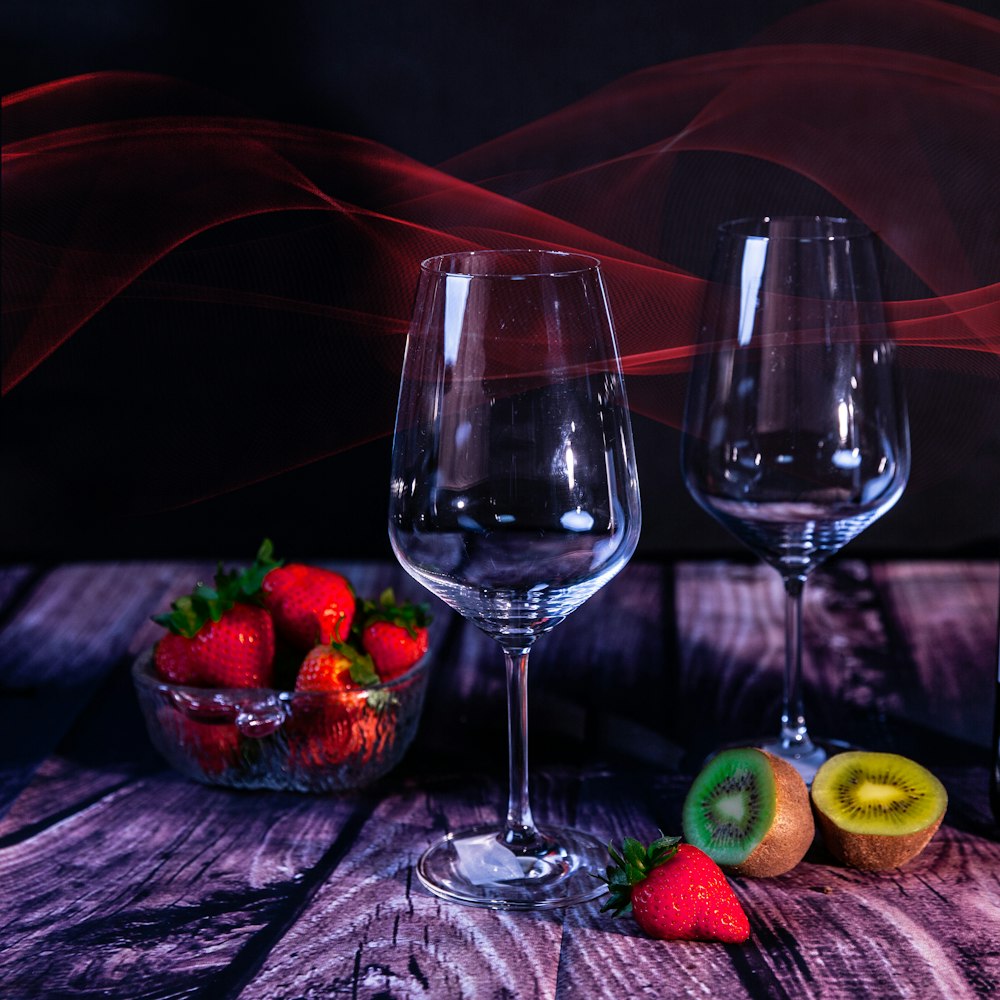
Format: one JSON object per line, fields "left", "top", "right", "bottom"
{"left": 873, "top": 560, "right": 999, "bottom": 747}
{"left": 672, "top": 561, "right": 881, "bottom": 756}
{"left": 0, "top": 770, "right": 371, "bottom": 999}
{"left": 0, "top": 559, "right": 996, "bottom": 999}
{"left": 234, "top": 785, "right": 567, "bottom": 1000}
{"left": 0, "top": 561, "right": 213, "bottom": 817}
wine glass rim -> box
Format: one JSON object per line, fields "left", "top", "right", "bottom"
{"left": 420, "top": 248, "right": 602, "bottom": 277}
{"left": 719, "top": 216, "right": 872, "bottom": 241}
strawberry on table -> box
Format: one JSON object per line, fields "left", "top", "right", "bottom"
{"left": 359, "top": 588, "right": 430, "bottom": 681}
{"left": 260, "top": 545, "right": 356, "bottom": 650}
{"left": 600, "top": 834, "right": 750, "bottom": 943}
{"left": 152, "top": 545, "right": 277, "bottom": 688}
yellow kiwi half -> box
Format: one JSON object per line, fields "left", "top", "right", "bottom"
{"left": 682, "top": 747, "right": 815, "bottom": 877}
{"left": 810, "top": 751, "right": 947, "bottom": 871}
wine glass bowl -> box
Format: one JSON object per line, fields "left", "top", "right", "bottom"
{"left": 389, "top": 249, "right": 641, "bottom": 908}
{"left": 682, "top": 216, "right": 909, "bottom": 778}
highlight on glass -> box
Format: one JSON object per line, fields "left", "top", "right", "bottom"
{"left": 389, "top": 249, "right": 642, "bottom": 909}
{"left": 681, "top": 216, "right": 910, "bottom": 781}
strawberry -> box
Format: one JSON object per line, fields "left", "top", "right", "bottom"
{"left": 154, "top": 603, "right": 275, "bottom": 688}
{"left": 152, "top": 544, "right": 278, "bottom": 688}
{"left": 359, "top": 589, "right": 430, "bottom": 680}
{"left": 285, "top": 696, "right": 385, "bottom": 769}
{"left": 262, "top": 554, "right": 356, "bottom": 651}
{"left": 600, "top": 835, "right": 750, "bottom": 943}
{"left": 295, "top": 641, "right": 380, "bottom": 693}
{"left": 156, "top": 707, "right": 243, "bottom": 776}
{"left": 289, "top": 641, "right": 386, "bottom": 765}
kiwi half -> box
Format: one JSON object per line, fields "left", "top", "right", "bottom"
{"left": 810, "top": 751, "right": 947, "bottom": 871}
{"left": 682, "top": 747, "right": 814, "bottom": 877}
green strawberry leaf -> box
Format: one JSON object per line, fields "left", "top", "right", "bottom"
{"left": 240, "top": 538, "right": 283, "bottom": 594}
{"left": 347, "top": 649, "right": 381, "bottom": 687}
{"left": 153, "top": 539, "right": 284, "bottom": 637}
{"left": 152, "top": 594, "right": 207, "bottom": 637}
{"left": 596, "top": 832, "right": 683, "bottom": 918}
{"left": 359, "top": 588, "right": 431, "bottom": 637}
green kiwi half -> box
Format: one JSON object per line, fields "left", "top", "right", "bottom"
{"left": 810, "top": 750, "right": 947, "bottom": 870}
{"left": 682, "top": 747, "right": 814, "bottom": 877}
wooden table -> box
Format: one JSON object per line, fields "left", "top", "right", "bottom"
{"left": 1, "top": 558, "right": 997, "bottom": 999}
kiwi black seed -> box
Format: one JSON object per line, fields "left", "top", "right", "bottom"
{"left": 682, "top": 747, "right": 814, "bottom": 877}
{"left": 810, "top": 750, "right": 947, "bottom": 871}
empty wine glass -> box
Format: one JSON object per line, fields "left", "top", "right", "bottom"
{"left": 681, "top": 216, "right": 910, "bottom": 781}
{"left": 389, "top": 249, "right": 641, "bottom": 908}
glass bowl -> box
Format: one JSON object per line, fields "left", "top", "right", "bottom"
{"left": 132, "top": 648, "right": 430, "bottom": 791}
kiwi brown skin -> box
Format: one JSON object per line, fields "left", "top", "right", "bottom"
{"left": 810, "top": 751, "right": 948, "bottom": 871}
{"left": 812, "top": 808, "right": 944, "bottom": 871}
{"left": 729, "top": 751, "right": 815, "bottom": 877}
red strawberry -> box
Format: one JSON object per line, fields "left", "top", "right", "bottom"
{"left": 285, "top": 696, "right": 385, "bottom": 769}
{"left": 359, "top": 589, "right": 430, "bottom": 680}
{"left": 262, "top": 560, "right": 356, "bottom": 650}
{"left": 154, "top": 605, "right": 275, "bottom": 688}
{"left": 295, "top": 641, "right": 380, "bottom": 693}
{"left": 600, "top": 835, "right": 750, "bottom": 943}
{"left": 156, "top": 707, "right": 243, "bottom": 776}
{"left": 152, "top": 544, "right": 278, "bottom": 688}
{"left": 289, "top": 642, "right": 386, "bottom": 765}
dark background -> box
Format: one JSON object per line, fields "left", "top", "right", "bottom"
{"left": 3, "top": 0, "right": 998, "bottom": 563}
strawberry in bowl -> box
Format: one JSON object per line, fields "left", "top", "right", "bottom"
{"left": 133, "top": 541, "right": 432, "bottom": 792}
{"left": 359, "top": 589, "right": 430, "bottom": 681}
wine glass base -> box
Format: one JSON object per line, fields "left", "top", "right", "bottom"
{"left": 416, "top": 824, "right": 608, "bottom": 910}
{"left": 709, "top": 736, "right": 855, "bottom": 784}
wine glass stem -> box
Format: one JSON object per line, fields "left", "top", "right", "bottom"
{"left": 503, "top": 646, "right": 541, "bottom": 851}
{"left": 780, "top": 576, "right": 815, "bottom": 755}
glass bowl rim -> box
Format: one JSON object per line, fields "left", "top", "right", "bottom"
{"left": 131, "top": 645, "right": 429, "bottom": 700}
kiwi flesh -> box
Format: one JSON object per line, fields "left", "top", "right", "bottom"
{"left": 810, "top": 751, "right": 947, "bottom": 871}
{"left": 682, "top": 747, "right": 814, "bottom": 877}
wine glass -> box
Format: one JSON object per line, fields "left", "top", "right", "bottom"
{"left": 681, "top": 216, "right": 910, "bottom": 781}
{"left": 388, "top": 249, "right": 642, "bottom": 909}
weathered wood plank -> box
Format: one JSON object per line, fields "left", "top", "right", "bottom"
{"left": 725, "top": 824, "right": 1000, "bottom": 1000}
{"left": 537, "top": 563, "right": 681, "bottom": 769}
{"left": 557, "top": 764, "right": 1000, "bottom": 1000}
{"left": 670, "top": 560, "right": 999, "bottom": 762}
{"left": 0, "top": 755, "right": 144, "bottom": 845}
{"left": 0, "top": 771, "right": 371, "bottom": 1000}
{"left": 3, "top": 754, "right": 996, "bottom": 1000}
{"left": 232, "top": 779, "right": 566, "bottom": 1000}
{"left": 872, "top": 560, "right": 999, "bottom": 747}
{"left": 673, "top": 559, "right": 780, "bottom": 754}
{"left": 400, "top": 562, "right": 679, "bottom": 775}
{"left": 1, "top": 560, "right": 997, "bottom": 1000}
{"left": 0, "top": 561, "right": 215, "bottom": 692}
{"left": 231, "top": 768, "right": 672, "bottom": 1000}
{"left": 229, "top": 758, "right": 1000, "bottom": 1000}
{"left": 0, "top": 561, "right": 214, "bottom": 817}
